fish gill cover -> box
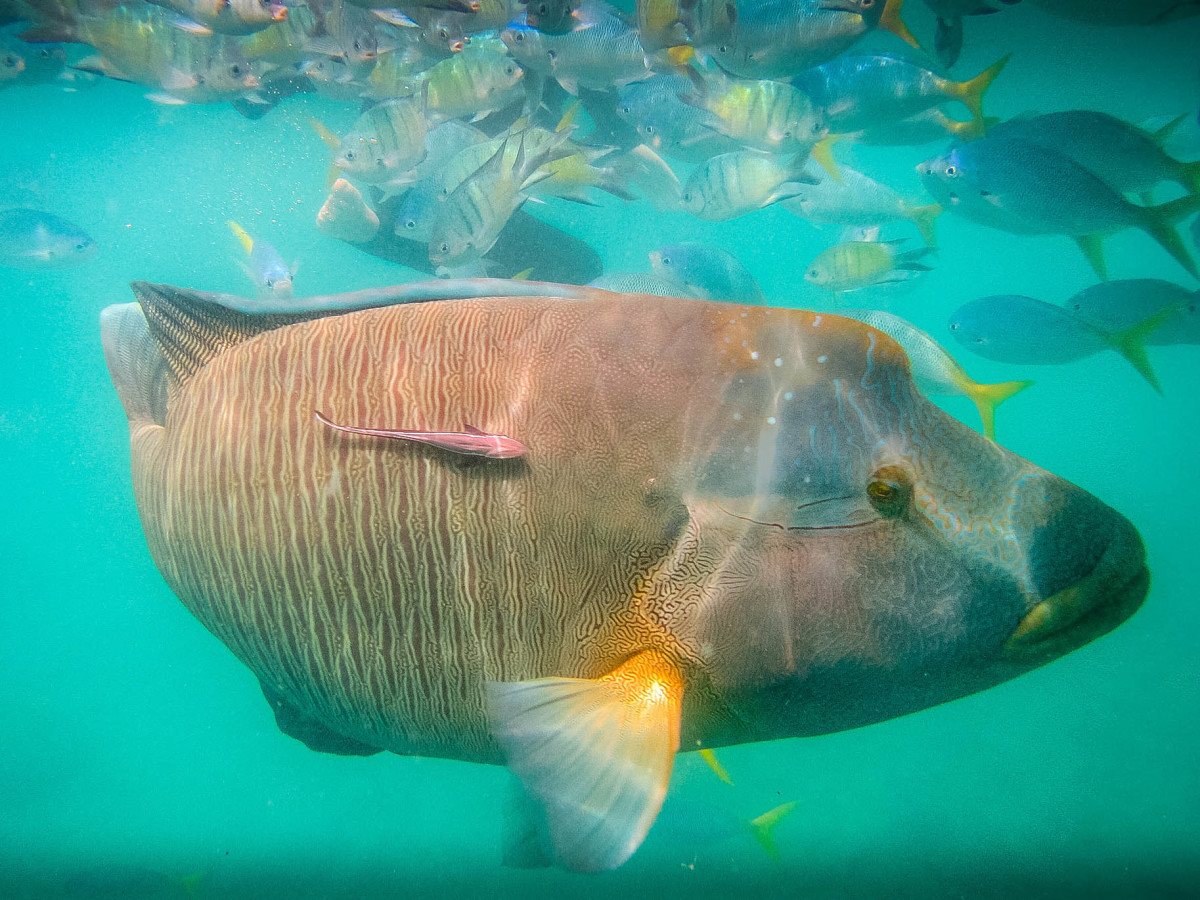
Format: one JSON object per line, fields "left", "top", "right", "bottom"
{"left": 1, "top": 0, "right": 1199, "bottom": 897}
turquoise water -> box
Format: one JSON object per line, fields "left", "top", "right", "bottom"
{"left": 1, "top": 4, "right": 1198, "bottom": 898}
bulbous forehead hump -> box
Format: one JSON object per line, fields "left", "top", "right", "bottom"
{"left": 694, "top": 308, "right": 917, "bottom": 498}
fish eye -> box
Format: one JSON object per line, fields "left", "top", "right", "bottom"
{"left": 505, "top": 64, "right": 516, "bottom": 76}
{"left": 513, "top": 31, "right": 524, "bottom": 42}
{"left": 643, "top": 124, "right": 655, "bottom": 135}
{"left": 353, "top": 39, "right": 362, "bottom": 51}
{"left": 230, "top": 64, "right": 242, "bottom": 77}
{"left": 861, "top": 0, "right": 874, "bottom": 6}
{"left": 439, "top": 242, "right": 450, "bottom": 253}
{"left": 866, "top": 467, "right": 910, "bottom": 519}
{"left": 950, "top": 322, "right": 960, "bottom": 330}
{"left": 345, "top": 150, "right": 355, "bottom": 160}
{"left": 718, "top": 45, "right": 729, "bottom": 53}
{"left": 76, "top": 242, "right": 88, "bottom": 251}
{"left": 547, "top": 49, "right": 557, "bottom": 60}
{"left": 405, "top": 220, "right": 416, "bottom": 229}
{"left": 3, "top": 54, "right": 16, "bottom": 68}
{"left": 660, "top": 256, "right": 671, "bottom": 266}
{"left": 265, "top": 278, "right": 274, "bottom": 288}
{"left": 945, "top": 165, "right": 958, "bottom": 177}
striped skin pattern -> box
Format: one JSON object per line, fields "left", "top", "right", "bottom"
{"left": 119, "top": 289, "right": 1145, "bottom": 769}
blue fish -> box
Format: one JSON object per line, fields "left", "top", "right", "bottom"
{"left": 1066, "top": 279, "right": 1200, "bottom": 346}
{"left": 948, "top": 294, "right": 1178, "bottom": 392}
{"left": 918, "top": 136, "right": 1200, "bottom": 279}
{"left": 0, "top": 208, "right": 95, "bottom": 269}
{"left": 648, "top": 242, "right": 765, "bottom": 303}
{"left": 228, "top": 220, "right": 293, "bottom": 300}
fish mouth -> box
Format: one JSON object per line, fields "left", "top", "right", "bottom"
{"left": 1003, "top": 547, "right": 1149, "bottom": 663}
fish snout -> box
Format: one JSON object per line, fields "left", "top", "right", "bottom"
{"left": 1004, "top": 480, "right": 1148, "bottom": 662}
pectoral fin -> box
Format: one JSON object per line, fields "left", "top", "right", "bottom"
{"left": 486, "top": 650, "right": 683, "bottom": 872}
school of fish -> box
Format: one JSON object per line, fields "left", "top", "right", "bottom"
{"left": 1, "top": 0, "right": 1192, "bottom": 875}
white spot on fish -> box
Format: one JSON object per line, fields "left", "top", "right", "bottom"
{"left": 322, "top": 466, "right": 342, "bottom": 501}
{"left": 774, "top": 357, "right": 782, "bottom": 367}
{"left": 767, "top": 416, "right": 777, "bottom": 425}
{"left": 818, "top": 355, "right": 828, "bottom": 364}
{"left": 784, "top": 391, "right": 794, "bottom": 400}
{"left": 813, "top": 316, "right": 822, "bottom": 326}
{"left": 750, "top": 351, "right": 759, "bottom": 360}
{"left": 733, "top": 412, "right": 742, "bottom": 421}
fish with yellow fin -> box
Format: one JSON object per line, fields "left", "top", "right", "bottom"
{"left": 101, "top": 278, "right": 1150, "bottom": 873}
{"left": 841, "top": 307, "right": 1032, "bottom": 440}
{"left": 227, "top": 221, "right": 293, "bottom": 301}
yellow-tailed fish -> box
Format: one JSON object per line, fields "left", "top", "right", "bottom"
{"left": 783, "top": 163, "right": 942, "bottom": 246}
{"left": 804, "top": 238, "right": 933, "bottom": 294}
{"left": 334, "top": 98, "right": 428, "bottom": 190}
{"left": 792, "top": 52, "right": 1011, "bottom": 133}
{"left": 680, "top": 150, "right": 816, "bottom": 221}
{"left": 417, "top": 37, "right": 525, "bottom": 123}
{"left": 843, "top": 307, "right": 1032, "bottom": 441}
{"left": 227, "top": 220, "right": 293, "bottom": 301}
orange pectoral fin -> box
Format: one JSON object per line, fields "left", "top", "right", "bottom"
{"left": 486, "top": 650, "right": 684, "bottom": 872}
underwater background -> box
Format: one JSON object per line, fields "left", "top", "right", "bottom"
{"left": 1, "top": 2, "right": 1198, "bottom": 897}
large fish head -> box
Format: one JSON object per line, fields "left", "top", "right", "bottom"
{"left": 683, "top": 313, "right": 1147, "bottom": 740}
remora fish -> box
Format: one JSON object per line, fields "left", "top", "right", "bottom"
{"left": 315, "top": 410, "right": 528, "bottom": 458}
{"left": 103, "top": 280, "right": 1148, "bottom": 872}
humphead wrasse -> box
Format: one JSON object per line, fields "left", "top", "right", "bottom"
{"left": 101, "top": 280, "right": 1150, "bottom": 873}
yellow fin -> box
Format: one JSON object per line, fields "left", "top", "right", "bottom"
{"left": 878, "top": 0, "right": 919, "bottom": 49}
{"left": 511, "top": 267, "right": 535, "bottom": 280}
{"left": 952, "top": 53, "right": 1011, "bottom": 125}
{"left": 907, "top": 203, "right": 941, "bottom": 247}
{"left": 179, "top": 872, "right": 205, "bottom": 897}
{"left": 1073, "top": 233, "right": 1107, "bottom": 281}
{"left": 698, "top": 748, "right": 733, "bottom": 786}
{"left": 810, "top": 135, "right": 841, "bottom": 183}
{"left": 555, "top": 99, "right": 583, "bottom": 134}
{"left": 666, "top": 45, "right": 695, "bottom": 67}
{"left": 487, "top": 650, "right": 683, "bottom": 872}
{"left": 1105, "top": 303, "right": 1185, "bottom": 395}
{"left": 1140, "top": 194, "right": 1200, "bottom": 278}
{"left": 226, "top": 220, "right": 254, "bottom": 256}
{"left": 309, "top": 116, "right": 340, "bottom": 151}
{"left": 962, "top": 378, "right": 1034, "bottom": 442}
{"left": 747, "top": 801, "right": 799, "bottom": 862}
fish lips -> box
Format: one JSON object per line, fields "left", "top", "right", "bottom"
{"left": 1003, "top": 515, "right": 1149, "bottom": 665}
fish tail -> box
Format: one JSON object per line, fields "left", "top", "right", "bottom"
{"left": 1149, "top": 112, "right": 1187, "bottom": 146}
{"left": 309, "top": 117, "right": 343, "bottom": 187}
{"left": 808, "top": 134, "right": 841, "bottom": 183}
{"left": 878, "top": 0, "right": 920, "bottom": 50}
{"left": 965, "top": 378, "right": 1034, "bottom": 442}
{"left": 1141, "top": 194, "right": 1200, "bottom": 279}
{"left": 907, "top": 203, "right": 942, "bottom": 247}
{"left": 1106, "top": 303, "right": 1185, "bottom": 395}
{"left": 953, "top": 53, "right": 1011, "bottom": 126}
{"left": 1180, "top": 159, "right": 1200, "bottom": 196}
{"left": 698, "top": 748, "right": 734, "bottom": 786}
{"left": 227, "top": 220, "right": 254, "bottom": 256}
{"left": 894, "top": 245, "right": 935, "bottom": 270}
{"left": 746, "top": 801, "right": 799, "bottom": 862}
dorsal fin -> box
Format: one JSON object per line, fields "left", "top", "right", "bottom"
{"left": 130, "top": 281, "right": 327, "bottom": 387}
